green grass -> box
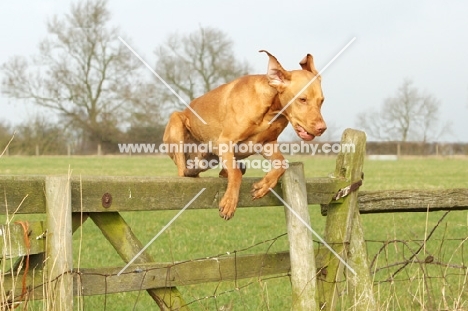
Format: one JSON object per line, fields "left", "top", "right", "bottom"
{"left": 1, "top": 155, "right": 468, "bottom": 310}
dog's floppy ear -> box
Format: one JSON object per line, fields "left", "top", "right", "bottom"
{"left": 259, "top": 50, "right": 291, "bottom": 91}
{"left": 299, "top": 54, "right": 320, "bottom": 78}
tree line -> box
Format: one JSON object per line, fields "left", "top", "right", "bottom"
{"left": 0, "top": 0, "right": 250, "bottom": 155}
{"left": 0, "top": 0, "right": 453, "bottom": 155}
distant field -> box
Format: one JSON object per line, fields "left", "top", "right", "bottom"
{"left": 1, "top": 155, "right": 468, "bottom": 310}
{"left": 1, "top": 154, "right": 467, "bottom": 189}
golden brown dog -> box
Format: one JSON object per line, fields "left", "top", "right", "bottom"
{"left": 163, "top": 50, "right": 326, "bottom": 220}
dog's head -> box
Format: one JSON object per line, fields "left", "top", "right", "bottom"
{"left": 260, "top": 50, "right": 326, "bottom": 141}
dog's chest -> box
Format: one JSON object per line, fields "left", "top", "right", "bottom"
{"left": 245, "top": 115, "right": 288, "bottom": 143}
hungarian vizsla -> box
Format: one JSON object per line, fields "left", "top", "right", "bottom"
{"left": 163, "top": 50, "right": 326, "bottom": 220}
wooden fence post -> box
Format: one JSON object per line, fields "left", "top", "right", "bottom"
{"left": 45, "top": 175, "right": 73, "bottom": 311}
{"left": 318, "top": 128, "right": 376, "bottom": 310}
{"left": 90, "top": 212, "right": 189, "bottom": 311}
{"left": 282, "top": 162, "right": 318, "bottom": 310}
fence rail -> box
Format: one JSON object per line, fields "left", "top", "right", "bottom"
{"left": 1, "top": 176, "right": 466, "bottom": 215}
{"left": 2, "top": 248, "right": 291, "bottom": 299}
{"left": 0, "top": 175, "right": 346, "bottom": 214}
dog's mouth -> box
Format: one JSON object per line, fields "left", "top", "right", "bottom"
{"left": 295, "top": 125, "right": 315, "bottom": 141}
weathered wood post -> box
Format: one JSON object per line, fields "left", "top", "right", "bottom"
{"left": 90, "top": 212, "right": 189, "bottom": 311}
{"left": 318, "top": 128, "right": 376, "bottom": 310}
{"left": 45, "top": 175, "right": 73, "bottom": 311}
{"left": 282, "top": 162, "right": 318, "bottom": 310}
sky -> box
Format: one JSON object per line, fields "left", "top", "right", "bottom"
{"left": 0, "top": 0, "right": 467, "bottom": 142}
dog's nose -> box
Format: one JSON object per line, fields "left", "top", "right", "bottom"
{"left": 316, "top": 122, "right": 327, "bottom": 135}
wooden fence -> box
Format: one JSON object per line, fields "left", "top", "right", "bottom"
{"left": 1, "top": 128, "right": 467, "bottom": 310}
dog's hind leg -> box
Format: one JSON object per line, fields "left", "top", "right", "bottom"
{"left": 163, "top": 112, "right": 189, "bottom": 177}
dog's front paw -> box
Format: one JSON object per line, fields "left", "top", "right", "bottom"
{"left": 219, "top": 194, "right": 238, "bottom": 220}
{"left": 251, "top": 178, "right": 276, "bottom": 200}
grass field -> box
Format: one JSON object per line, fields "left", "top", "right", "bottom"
{"left": 1, "top": 155, "right": 468, "bottom": 310}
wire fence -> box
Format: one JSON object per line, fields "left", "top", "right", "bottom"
{"left": 3, "top": 210, "right": 468, "bottom": 310}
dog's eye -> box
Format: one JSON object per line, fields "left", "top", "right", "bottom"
{"left": 298, "top": 97, "right": 307, "bottom": 104}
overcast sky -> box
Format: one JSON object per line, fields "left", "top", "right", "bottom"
{"left": 1, "top": 0, "right": 467, "bottom": 142}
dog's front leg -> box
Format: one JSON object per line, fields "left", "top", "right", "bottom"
{"left": 218, "top": 143, "right": 242, "bottom": 220}
{"left": 251, "top": 141, "right": 287, "bottom": 199}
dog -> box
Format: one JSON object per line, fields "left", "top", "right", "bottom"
{"left": 163, "top": 50, "right": 326, "bottom": 220}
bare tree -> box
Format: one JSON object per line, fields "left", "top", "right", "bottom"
{"left": 16, "top": 115, "right": 71, "bottom": 155}
{"left": 356, "top": 108, "right": 391, "bottom": 141}
{"left": 357, "top": 80, "right": 452, "bottom": 142}
{"left": 1, "top": 0, "right": 147, "bottom": 152}
{"left": 154, "top": 26, "right": 252, "bottom": 111}
{"left": 124, "top": 83, "right": 167, "bottom": 145}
